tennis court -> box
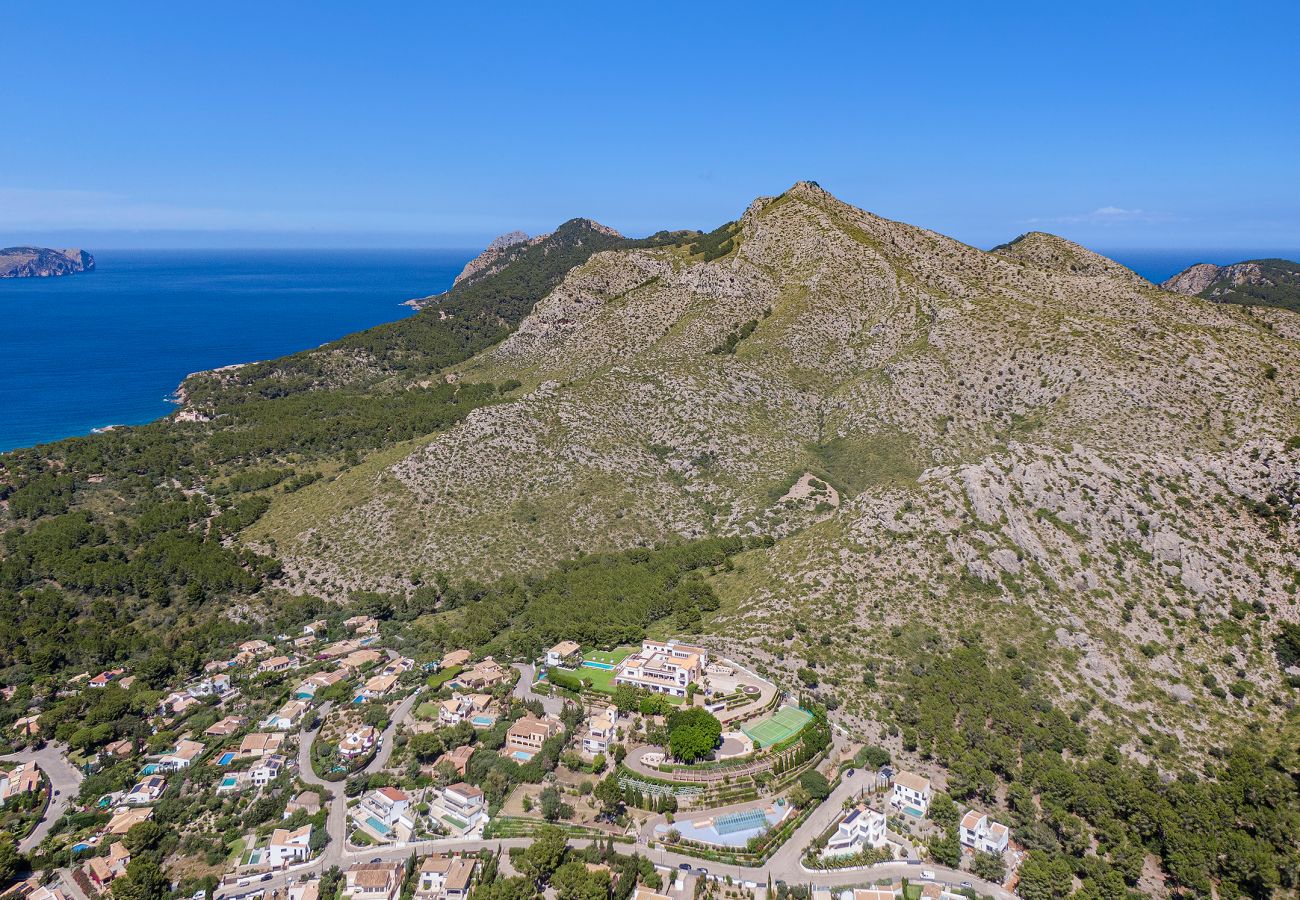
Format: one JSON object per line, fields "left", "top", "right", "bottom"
{"left": 742, "top": 706, "right": 813, "bottom": 747}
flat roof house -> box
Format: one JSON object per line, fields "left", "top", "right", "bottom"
{"left": 429, "top": 783, "right": 487, "bottom": 837}
{"left": 825, "top": 806, "right": 887, "bottom": 856}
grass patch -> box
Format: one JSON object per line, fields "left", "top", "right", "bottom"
{"left": 808, "top": 431, "right": 922, "bottom": 498}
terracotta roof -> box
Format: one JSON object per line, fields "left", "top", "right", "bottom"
{"left": 893, "top": 770, "right": 931, "bottom": 792}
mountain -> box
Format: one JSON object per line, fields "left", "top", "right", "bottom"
{"left": 0, "top": 246, "right": 94, "bottom": 278}
{"left": 1162, "top": 257, "right": 1300, "bottom": 312}
{"left": 3, "top": 182, "right": 1299, "bottom": 895}
{"left": 246, "top": 182, "right": 1300, "bottom": 754}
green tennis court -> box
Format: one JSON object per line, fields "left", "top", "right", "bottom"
{"left": 742, "top": 706, "right": 813, "bottom": 747}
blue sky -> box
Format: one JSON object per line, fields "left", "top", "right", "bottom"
{"left": 3, "top": 1, "right": 1297, "bottom": 251}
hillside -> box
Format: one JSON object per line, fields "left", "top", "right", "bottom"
{"left": 247, "top": 181, "right": 1300, "bottom": 760}
{"left": 1162, "top": 257, "right": 1300, "bottom": 312}
{"left": 0, "top": 247, "right": 94, "bottom": 278}
{"left": 4, "top": 182, "right": 1300, "bottom": 895}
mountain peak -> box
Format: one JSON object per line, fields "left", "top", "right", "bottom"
{"left": 991, "top": 231, "right": 1145, "bottom": 282}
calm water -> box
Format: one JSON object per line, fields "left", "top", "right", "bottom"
{"left": 1, "top": 246, "right": 1295, "bottom": 454}
{"left": 0, "top": 249, "right": 470, "bottom": 452}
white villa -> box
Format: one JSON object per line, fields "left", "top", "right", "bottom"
{"left": 825, "top": 806, "right": 887, "bottom": 856}
{"left": 613, "top": 640, "right": 707, "bottom": 698}
{"left": 959, "top": 809, "right": 1010, "bottom": 854}
{"left": 266, "top": 823, "right": 313, "bottom": 865}
{"left": 581, "top": 706, "right": 618, "bottom": 755}
{"left": 351, "top": 787, "right": 414, "bottom": 843}
{"left": 429, "top": 782, "right": 488, "bottom": 837}
{"left": 891, "top": 770, "right": 933, "bottom": 815}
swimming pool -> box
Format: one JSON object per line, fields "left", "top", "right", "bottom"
{"left": 511, "top": 750, "right": 534, "bottom": 762}
{"left": 581, "top": 661, "right": 615, "bottom": 671}
{"left": 903, "top": 805, "right": 925, "bottom": 817}
{"left": 71, "top": 843, "right": 92, "bottom": 854}
{"left": 140, "top": 763, "right": 160, "bottom": 775}
{"left": 217, "top": 752, "right": 235, "bottom": 766}
{"left": 220, "top": 775, "right": 239, "bottom": 789}
{"left": 471, "top": 715, "right": 495, "bottom": 727}
{"left": 365, "top": 816, "right": 391, "bottom": 836}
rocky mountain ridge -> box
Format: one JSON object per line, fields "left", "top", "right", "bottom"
{"left": 0, "top": 246, "right": 94, "bottom": 278}
{"left": 1162, "top": 257, "right": 1300, "bottom": 312}
{"left": 248, "top": 181, "right": 1300, "bottom": 760}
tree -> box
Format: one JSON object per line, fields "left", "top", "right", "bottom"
{"left": 1017, "top": 851, "right": 1073, "bottom": 900}
{"left": 122, "top": 820, "right": 166, "bottom": 856}
{"left": 518, "top": 826, "right": 567, "bottom": 887}
{"left": 666, "top": 707, "right": 721, "bottom": 763}
{"left": 0, "top": 833, "right": 24, "bottom": 885}
{"left": 971, "top": 851, "right": 1006, "bottom": 883}
{"left": 929, "top": 826, "right": 961, "bottom": 867}
{"left": 798, "top": 770, "right": 831, "bottom": 801}
{"left": 552, "top": 861, "right": 610, "bottom": 900}
{"left": 612, "top": 685, "right": 640, "bottom": 713}
{"left": 112, "top": 859, "right": 169, "bottom": 900}
{"left": 927, "top": 792, "right": 959, "bottom": 828}
{"left": 539, "top": 786, "right": 571, "bottom": 822}
{"left": 595, "top": 775, "right": 624, "bottom": 818}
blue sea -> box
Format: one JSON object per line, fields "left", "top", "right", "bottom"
{"left": 1, "top": 246, "right": 1295, "bottom": 454}
{"left": 0, "top": 249, "right": 471, "bottom": 452}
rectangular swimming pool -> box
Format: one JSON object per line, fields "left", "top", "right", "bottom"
{"left": 217, "top": 752, "right": 235, "bottom": 766}
{"left": 511, "top": 750, "right": 534, "bottom": 762}
{"left": 365, "top": 816, "right": 391, "bottom": 836}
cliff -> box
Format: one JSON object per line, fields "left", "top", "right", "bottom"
{"left": 0, "top": 247, "right": 95, "bottom": 278}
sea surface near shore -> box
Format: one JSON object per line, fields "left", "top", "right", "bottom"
{"left": 0, "top": 249, "right": 469, "bottom": 452}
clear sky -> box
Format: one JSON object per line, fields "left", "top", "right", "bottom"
{"left": 3, "top": 1, "right": 1297, "bottom": 252}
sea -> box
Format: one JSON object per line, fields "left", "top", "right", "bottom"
{"left": 0, "top": 246, "right": 1295, "bottom": 454}
{"left": 0, "top": 249, "right": 472, "bottom": 453}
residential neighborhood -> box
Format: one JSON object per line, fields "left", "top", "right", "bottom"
{"left": 0, "top": 620, "right": 1022, "bottom": 900}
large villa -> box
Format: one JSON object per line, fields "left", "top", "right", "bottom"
{"left": 613, "top": 640, "right": 707, "bottom": 698}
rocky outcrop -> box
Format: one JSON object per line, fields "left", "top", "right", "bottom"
{"left": 1162, "top": 258, "right": 1300, "bottom": 312}
{"left": 453, "top": 230, "right": 533, "bottom": 286}
{"left": 1160, "top": 262, "right": 1222, "bottom": 296}
{"left": 0, "top": 247, "right": 95, "bottom": 278}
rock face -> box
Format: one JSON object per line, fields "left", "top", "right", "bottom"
{"left": 1162, "top": 258, "right": 1300, "bottom": 312}
{"left": 0, "top": 247, "right": 95, "bottom": 278}
{"left": 252, "top": 181, "right": 1300, "bottom": 755}
{"left": 1161, "top": 262, "right": 1223, "bottom": 296}
{"left": 453, "top": 230, "right": 533, "bottom": 286}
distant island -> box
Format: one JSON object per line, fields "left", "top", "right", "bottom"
{"left": 0, "top": 246, "right": 95, "bottom": 278}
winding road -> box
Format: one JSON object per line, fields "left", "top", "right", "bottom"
{"left": 2, "top": 742, "right": 84, "bottom": 854}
